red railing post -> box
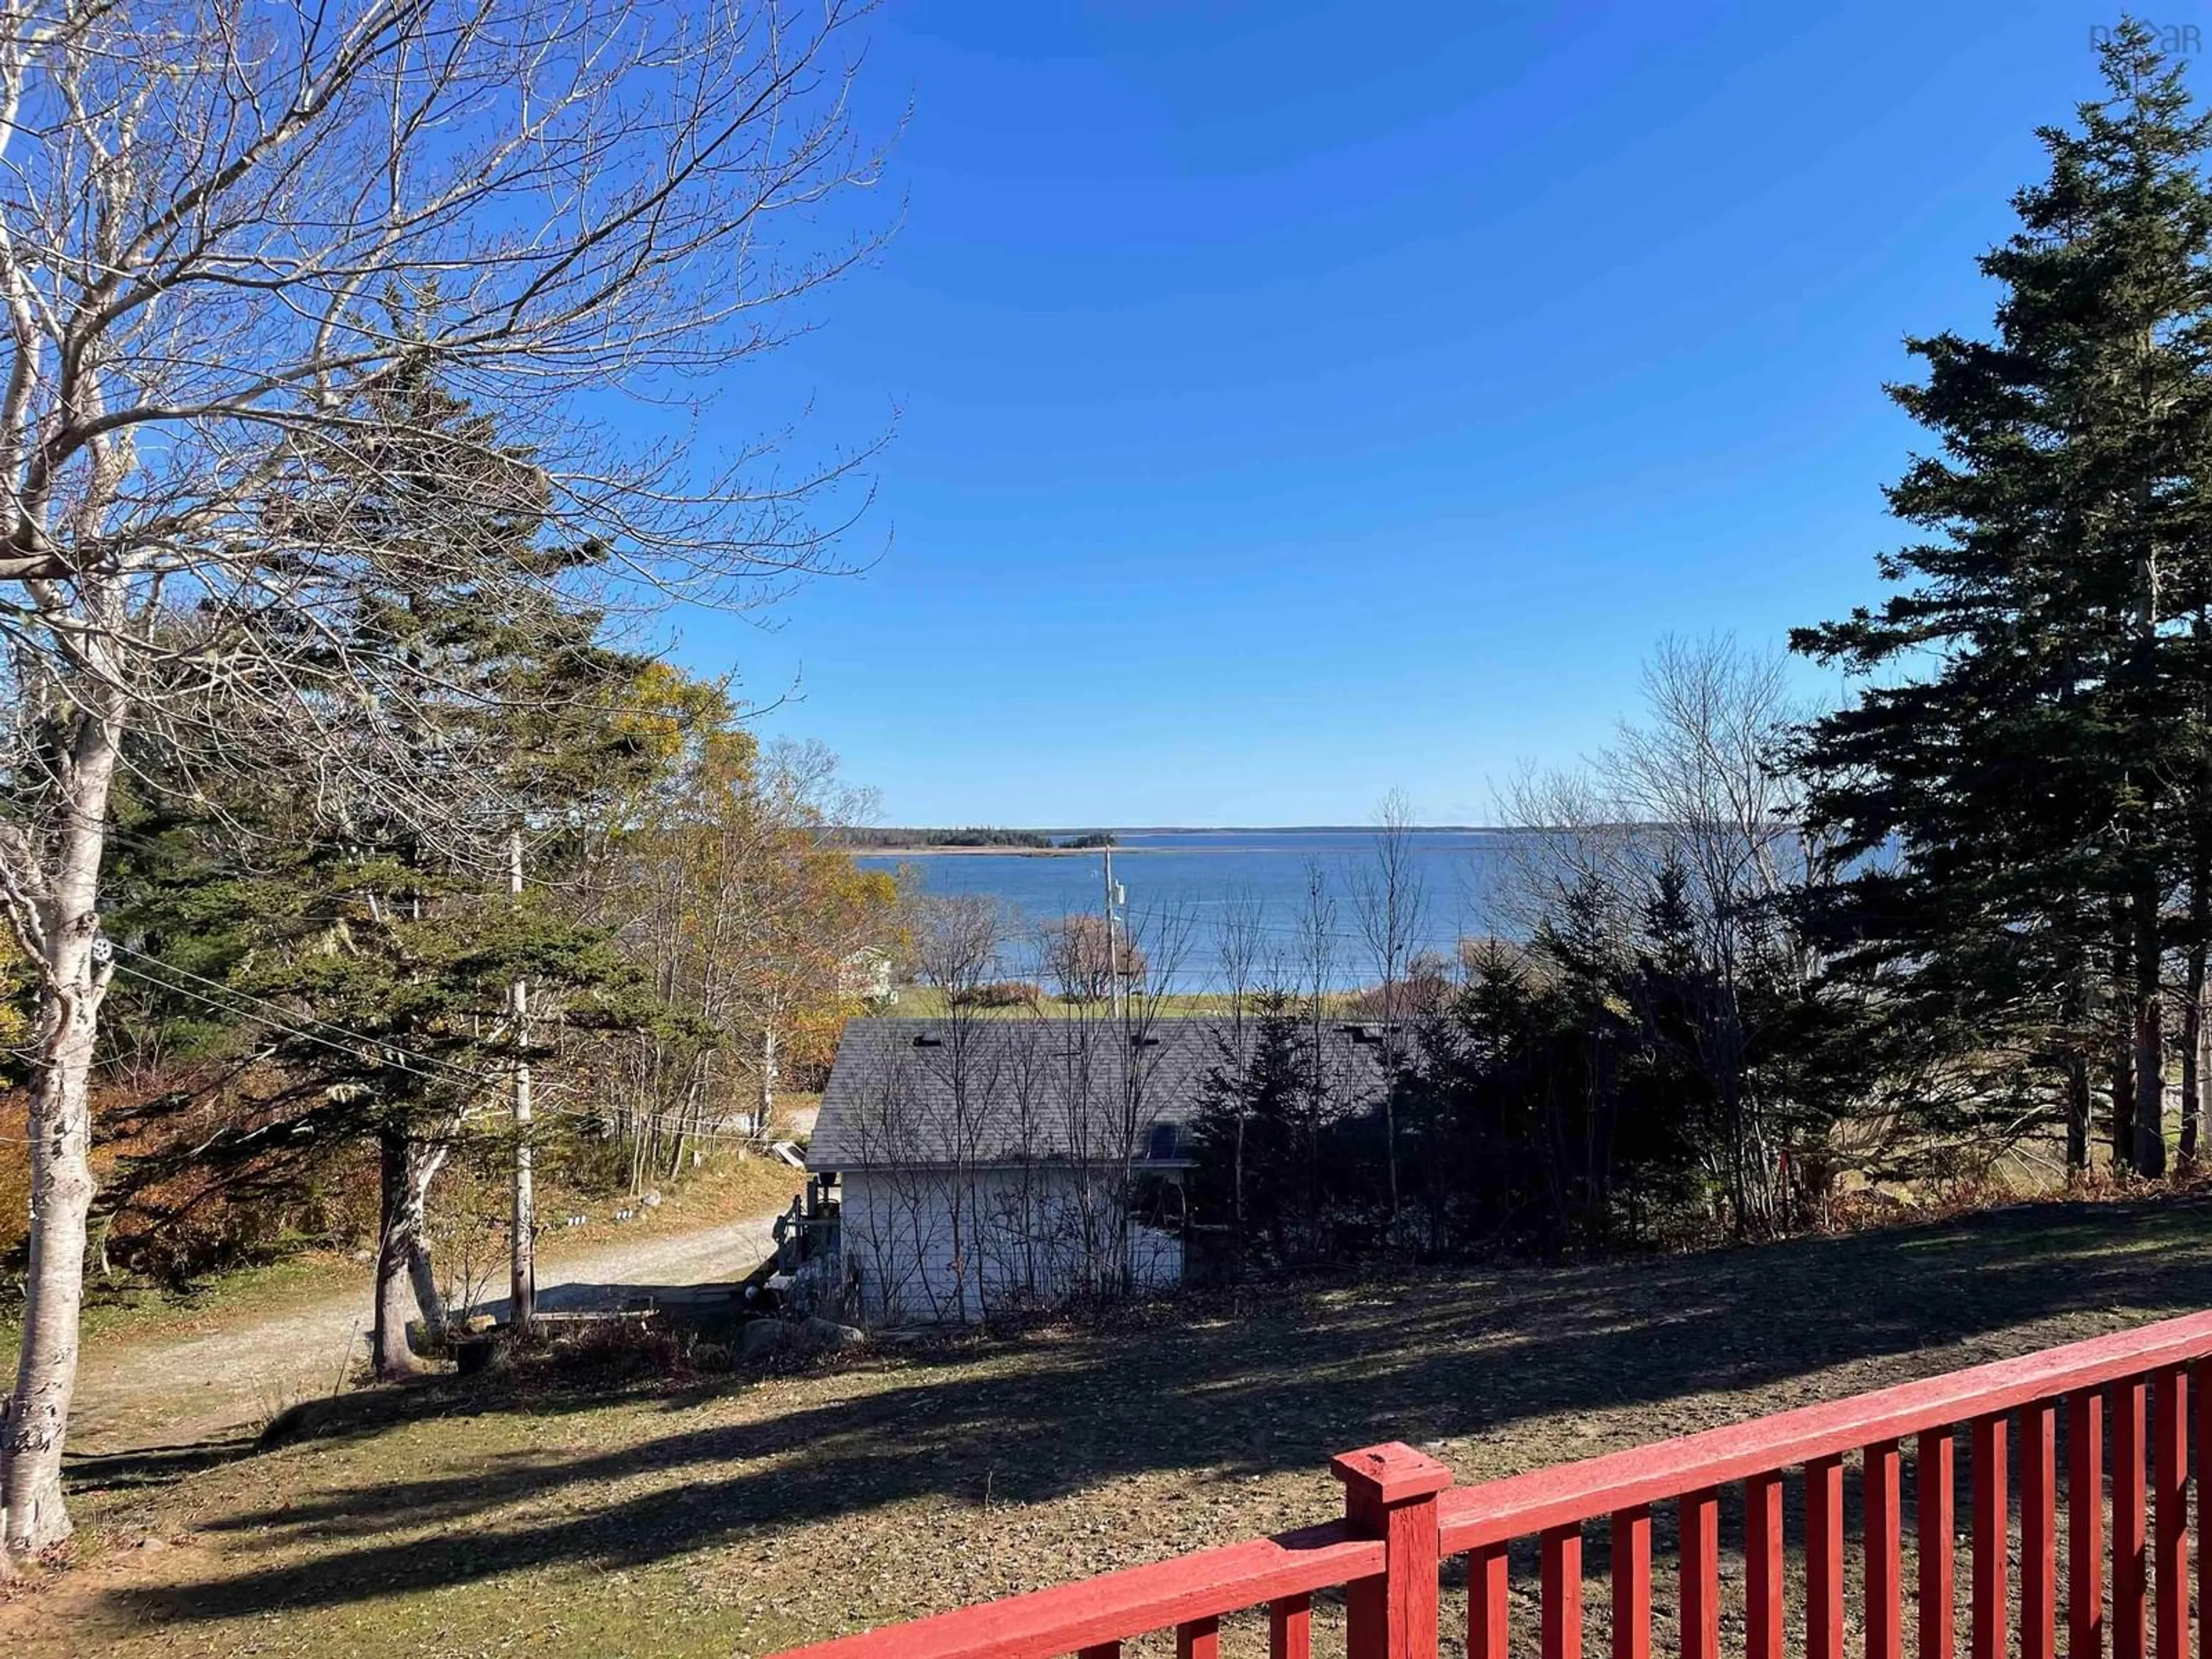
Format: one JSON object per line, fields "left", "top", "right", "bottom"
{"left": 1869, "top": 1441, "right": 1905, "bottom": 1659}
{"left": 1613, "top": 1505, "right": 1653, "bottom": 1659}
{"left": 1809, "top": 1456, "right": 1846, "bottom": 1659}
{"left": 2197, "top": 1364, "right": 2212, "bottom": 1659}
{"left": 1748, "top": 1469, "right": 1785, "bottom": 1659}
{"left": 1971, "top": 1414, "right": 2009, "bottom": 1659}
{"left": 2152, "top": 1368, "right": 2188, "bottom": 1659}
{"left": 2024, "top": 1402, "right": 2058, "bottom": 1659}
{"left": 1681, "top": 1488, "right": 1721, "bottom": 1659}
{"left": 1543, "top": 1525, "right": 1584, "bottom": 1659}
{"left": 2119, "top": 1377, "right": 2150, "bottom": 1659}
{"left": 1335, "top": 1442, "right": 1454, "bottom": 1659}
{"left": 1921, "top": 1427, "right": 1957, "bottom": 1659}
{"left": 1469, "top": 1544, "right": 1510, "bottom": 1659}
{"left": 2070, "top": 1390, "right": 2105, "bottom": 1659}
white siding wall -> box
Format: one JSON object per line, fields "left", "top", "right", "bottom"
{"left": 838, "top": 1166, "right": 1182, "bottom": 1324}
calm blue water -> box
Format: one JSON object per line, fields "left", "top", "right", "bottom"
{"left": 857, "top": 827, "right": 1514, "bottom": 991}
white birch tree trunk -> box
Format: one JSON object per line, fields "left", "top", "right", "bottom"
{"left": 1, "top": 694, "right": 122, "bottom": 1554}
{"left": 759, "top": 1024, "right": 778, "bottom": 1137}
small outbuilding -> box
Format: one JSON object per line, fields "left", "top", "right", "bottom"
{"left": 804, "top": 1015, "right": 1397, "bottom": 1323}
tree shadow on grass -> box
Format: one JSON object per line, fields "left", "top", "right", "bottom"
{"left": 66, "top": 1436, "right": 257, "bottom": 1495}
{"left": 103, "top": 1191, "right": 2212, "bottom": 1626}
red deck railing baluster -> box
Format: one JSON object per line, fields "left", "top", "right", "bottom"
{"left": 1176, "top": 1616, "right": 1219, "bottom": 1659}
{"left": 1972, "top": 1414, "right": 2009, "bottom": 1659}
{"left": 2197, "top": 1363, "right": 2212, "bottom": 1659}
{"left": 1268, "top": 1593, "right": 1311, "bottom": 1659}
{"left": 1469, "top": 1544, "right": 1509, "bottom": 1659}
{"left": 2024, "top": 1400, "right": 2058, "bottom": 1659}
{"left": 1809, "top": 1456, "right": 1846, "bottom": 1659}
{"left": 1542, "top": 1525, "right": 1582, "bottom": 1659}
{"left": 2120, "top": 1377, "right": 2152, "bottom": 1659}
{"left": 1869, "top": 1440, "right": 1905, "bottom": 1659}
{"left": 1680, "top": 1488, "right": 1719, "bottom": 1659}
{"left": 1748, "top": 1471, "right": 1784, "bottom": 1659}
{"left": 1921, "top": 1427, "right": 1957, "bottom": 1659}
{"left": 1077, "top": 1645, "right": 1120, "bottom": 1659}
{"left": 1613, "top": 1506, "right": 1652, "bottom": 1659}
{"left": 2154, "top": 1368, "right": 2190, "bottom": 1659}
{"left": 2073, "top": 1390, "right": 2107, "bottom": 1659}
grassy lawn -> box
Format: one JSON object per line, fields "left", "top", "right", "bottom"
{"left": 21, "top": 1190, "right": 2212, "bottom": 1658}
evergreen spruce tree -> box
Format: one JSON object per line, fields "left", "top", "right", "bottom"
{"left": 104, "top": 361, "right": 685, "bottom": 1374}
{"left": 1189, "top": 994, "right": 1322, "bottom": 1271}
{"left": 1795, "top": 20, "right": 2212, "bottom": 1177}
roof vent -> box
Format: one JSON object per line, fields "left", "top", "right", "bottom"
{"left": 1130, "top": 1033, "right": 1162, "bottom": 1048}
{"left": 911, "top": 1033, "right": 944, "bottom": 1048}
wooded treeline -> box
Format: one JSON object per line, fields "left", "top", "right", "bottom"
{"left": 55, "top": 362, "right": 908, "bottom": 1372}
{"left": 1184, "top": 640, "right": 1855, "bottom": 1268}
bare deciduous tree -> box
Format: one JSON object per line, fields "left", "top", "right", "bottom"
{"left": 1349, "top": 788, "right": 1427, "bottom": 1233}
{"left": 1604, "top": 635, "right": 1815, "bottom": 1235}
{"left": 1491, "top": 635, "right": 1840, "bottom": 1239}
{"left": 1210, "top": 884, "right": 1265, "bottom": 1251}
{"left": 1292, "top": 858, "right": 1339, "bottom": 1226}
{"left": 908, "top": 893, "right": 1003, "bottom": 1320}
{"left": 0, "top": 0, "right": 885, "bottom": 1552}
{"left": 1040, "top": 911, "right": 1146, "bottom": 1003}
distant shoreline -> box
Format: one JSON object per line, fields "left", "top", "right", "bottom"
{"left": 852, "top": 844, "right": 1124, "bottom": 858}
{"left": 850, "top": 825, "right": 1497, "bottom": 836}
{"left": 842, "top": 826, "right": 1504, "bottom": 856}
{"left": 850, "top": 832, "right": 1509, "bottom": 858}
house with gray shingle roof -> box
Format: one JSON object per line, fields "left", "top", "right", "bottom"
{"left": 806, "top": 1016, "right": 1399, "bottom": 1323}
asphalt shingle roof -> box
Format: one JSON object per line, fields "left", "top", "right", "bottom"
{"left": 809, "top": 1016, "right": 1399, "bottom": 1169}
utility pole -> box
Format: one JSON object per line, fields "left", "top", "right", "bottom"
{"left": 509, "top": 825, "right": 535, "bottom": 1332}
{"left": 1102, "top": 843, "right": 1124, "bottom": 1022}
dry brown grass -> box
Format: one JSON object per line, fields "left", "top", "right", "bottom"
{"left": 19, "top": 1188, "right": 2212, "bottom": 1659}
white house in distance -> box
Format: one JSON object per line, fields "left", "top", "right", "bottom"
{"left": 835, "top": 946, "right": 897, "bottom": 1005}
{"left": 803, "top": 1015, "right": 1395, "bottom": 1324}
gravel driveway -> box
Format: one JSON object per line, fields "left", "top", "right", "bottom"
{"left": 68, "top": 1211, "right": 782, "bottom": 1455}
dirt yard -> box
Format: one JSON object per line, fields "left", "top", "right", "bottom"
{"left": 21, "top": 1190, "right": 2212, "bottom": 1659}
{"left": 73, "top": 1206, "right": 790, "bottom": 1455}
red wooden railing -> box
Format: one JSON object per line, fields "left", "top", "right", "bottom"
{"left": 770, "top": 1308, "right": 2212, "bottom": 1659}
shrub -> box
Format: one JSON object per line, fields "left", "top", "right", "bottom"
{"left": 950, "top": 980, "right": 1041, "bottom": 1010}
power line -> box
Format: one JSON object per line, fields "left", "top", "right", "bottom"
{"left": 109, "top": 941, "right": 494, "bottom": 1086}
{"left": 108, "top": 955, "right": 776, "bottom": 1147}
{"left": 109, "top": 959, "right": 482, "bottom": 1091}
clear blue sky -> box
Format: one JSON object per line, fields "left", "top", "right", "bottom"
{"left": 664, "top": 1, "right": 2160, "bottom": 827}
